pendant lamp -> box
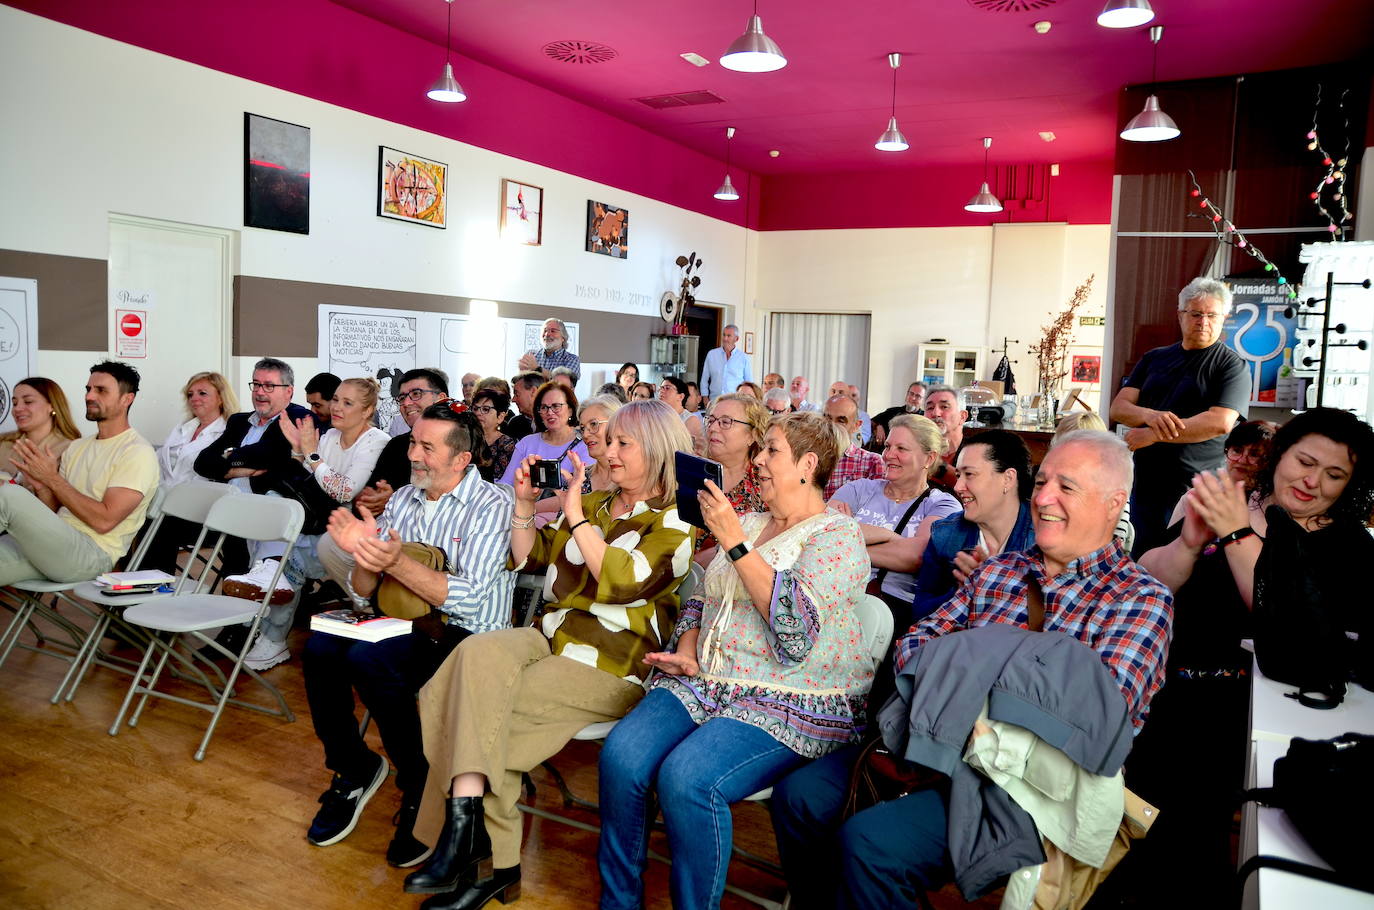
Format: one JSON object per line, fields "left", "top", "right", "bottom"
{"left": 427, "top": 0, "right": 467, "bottom": 103}
{"left": 1120, "top": 26, "right": 1179, "bottom": 142}
{"left": 720, "top": 1, "right": 786, "bottom": 73}
{"left": 964, "top": 138, "right": 1003, "bottom": 213}
{"left": 714, "top": 127, "right": 740, "bottom": 201}
{"left": 1097, "top": 0, "right": 1155, "bottom": 29}
{"left": 874, "top": 53, "right": 909, "bottom": 152}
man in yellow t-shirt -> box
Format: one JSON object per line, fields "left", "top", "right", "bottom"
{"left": 0, "top": 361, "right": 159, "bottom": 585}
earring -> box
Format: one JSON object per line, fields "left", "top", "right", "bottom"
{"left": 799, "top": 477, "right": 807, "bottom": 485}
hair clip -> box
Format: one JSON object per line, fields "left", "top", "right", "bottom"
{"left": 447, "top": 400, "right": 468, "bottom": 415}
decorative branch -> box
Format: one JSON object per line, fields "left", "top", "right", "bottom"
{"left": 1026, "top": 274, "right": 1094, "bottom": 395}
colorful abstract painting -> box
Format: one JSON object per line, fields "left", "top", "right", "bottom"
{"left": 378, "top": 146, "right": 447, "bottom": 228}
{"left": 245, "top": 113, "right": 310, "bottom": 234}
{"left": 500, "top": 179, "right": 543, "bottom": 245}
{"left": 586, "top": 200, "right": 629, "bottom": 258}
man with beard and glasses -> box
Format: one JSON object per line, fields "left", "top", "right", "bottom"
{"left": 0, "top": 361, "right": 158, "bottom": 585}
{"left": 301, "top": 401, "right": 514, "bottom": 867}
{"left": 517, "top": 317, "right": 581, "bottom": 384}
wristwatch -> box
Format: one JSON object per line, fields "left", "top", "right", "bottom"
{"left": 727, "top": 541, "right": 752, "bottom": 562}
{"left": 306, "top": 452, "right": 322, "bottom": 465}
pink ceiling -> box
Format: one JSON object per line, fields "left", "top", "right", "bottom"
{"left": 8, "top": 0, "right": 1373, "bottom": 230}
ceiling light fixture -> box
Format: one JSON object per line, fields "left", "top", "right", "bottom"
{"left": 427, "top": 0, "right": 467, "bottom": 103}
{"left": 714, "top": 127, "right": 740, "bottom": 201}
{"left": 964, "top": 137, "right": 1003, "bottom": 213}
{"left": 1097, "top": 0, "right": 1155, "bottom": 29}
{"left": 874, "top": 53, "right": 909, "bottom": 152}
{"left": 1120, "top": 25, "right": 1180, "bottom": 142}
{"left": 720, "top": 1, "right": 786, "bottom": 73}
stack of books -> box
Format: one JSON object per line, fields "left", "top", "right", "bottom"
{"left": 309, "top": 609, "right": 412, "bottom": 643}
{"left": 92, "top": 570, "right": 175, "bottom": 597}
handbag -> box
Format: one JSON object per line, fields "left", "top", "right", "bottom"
{"left": 377, "top": 542, "right": 449, "bottom": 637}
{"left": 841, "top": 736, "right": 947, "bottom": 820}
{"left": 1251, "top": 506, "right": 1348, "bottom": 708}
{"left": 269, "top": 463, "right": 344, "bottom": 536}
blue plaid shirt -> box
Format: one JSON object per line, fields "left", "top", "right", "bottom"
{"left": 529, "top": 347, "right": 582, "bottom": 382}
{"left": 895, "top": 540, "right": 1173, "bottom": 729}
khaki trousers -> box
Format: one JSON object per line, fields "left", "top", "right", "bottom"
{"left": 415, "top": 626, "right": 644, "bottom": 867}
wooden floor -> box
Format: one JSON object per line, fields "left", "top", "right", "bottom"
{"left": 0, "top": 601, "right": 1001, "bottom": 910}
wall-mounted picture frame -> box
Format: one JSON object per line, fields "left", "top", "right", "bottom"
{"left": 744, "top": 331, "right": 755, "bottom": 355}
{"left": 500, "top": 179, "right": 543, "bottom": 245}
{"left": 1070, "top": 353, "right": 1102, "bottom": 384}
{"left": 378, "top": 146, "right": 447, "bottom": 228}
{"left": 244, "top": 112, "right": 310, "bottom": 234}
{"left": 586, "top": 200, "right": 629, "bottom": 258}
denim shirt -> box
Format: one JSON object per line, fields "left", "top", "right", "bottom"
{"left": 909, "top": 501, "right": 1036, "bottom": 626}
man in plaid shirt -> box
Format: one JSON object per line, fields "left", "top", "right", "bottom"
{"left": 822, "top": 394, "right": 885, "bottom": 500}
{"left": 772, "top": 429, "right": 1173, "bottom": 909}
{"left": 517, "top": 317, "right": 581, "bottom": 383}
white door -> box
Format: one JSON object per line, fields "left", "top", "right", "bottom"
{"left": 107, "top": 215, "right": 236, "bottom": 444}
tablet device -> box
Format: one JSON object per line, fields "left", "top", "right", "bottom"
{"left": 674, "top": 451, "right": 724, "bottom": 530}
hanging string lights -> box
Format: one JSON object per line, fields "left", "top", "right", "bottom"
{"left": 1186, "top": 169, "right": 1297, "bottom": 299}
{"left": 1305, "top": 85, "right": 1354, "bottom": 238}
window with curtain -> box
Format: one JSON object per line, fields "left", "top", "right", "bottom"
{"left": 767, "top": 313, "right": 871, "bottom": 403}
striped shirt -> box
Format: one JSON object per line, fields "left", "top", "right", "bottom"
{"left": 895, "top": 540, "right": 1173, "bottom": 730}
{"left": 528, "top": 347, "right": 582, "bottom": 382}
{"left": 378, "top": 465, "right": 515, "bottom": 634}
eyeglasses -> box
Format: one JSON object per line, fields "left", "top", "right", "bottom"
{"left": 537, "top": 402, "right": 567, "bottom": 413}
{"left": 248, "top": 381, "right": 285, "bottom": 392}
{"left": 394, "top": 388, "right": 442, "bottom": 403}
{"left": 1184, "top": 310, "right": 1223, "bottom": 323}
{"left": 582, "top": 418, "right": 609, "bottom": 431}
{"left": 766, "top": 407, "right": 788, "bottom": 415}
{"left": 705, "top": 415, "right": 742, "bottom": 430}
{"left": 1226, "top": 447, "right": 1264, "bottom": 463}
{"left": 471, "top": 404, "right": 498, "bottom": 415}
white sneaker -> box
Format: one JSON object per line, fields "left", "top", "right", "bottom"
{"left": 243, "top": 633, "right": 290, "bottom": 671}
{"left": 223, "top": 558, "right": 296, "bottom": 605}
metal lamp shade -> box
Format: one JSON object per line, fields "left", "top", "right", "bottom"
{"left": 1120, "top": 94, "right": 1179, "bottom": 141}
{"left": 714, "top": 174, "right": 740, "bottom": 201}
{"left": 875, "top": 117, "right": 909, "bottom": 152}
{"left": 720, "top": 15, "right": 787, "bottom": 72}
{"left": 427, "top": 63, "right": 467, "bottom": 103}
{"left": 1097, "top": 0, "right": 1155, "bottom": 28}
{"left": 964, "top": 183, "right": 1004, "bottom": 213}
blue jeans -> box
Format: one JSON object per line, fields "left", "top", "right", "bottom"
{"left": 597, "top": 687, "right": 809, "bottom": 910}
{"left": 771, "top": 744, "right": 952, "bottom": 910}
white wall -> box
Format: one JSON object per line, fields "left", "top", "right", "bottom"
{"left": 752, "top": 224, "right": 1111, "bottom": 411}
{"left": 0, "top": 7, "right": 753, "bottom": 439}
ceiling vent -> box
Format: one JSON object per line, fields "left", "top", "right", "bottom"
{"left": 542, "top": 40, "right": 618, "bottom": 64}
{"left": 967, "top": 0, "right": 1060, "bottom": 11}
{"left": 635, "top": 90, "right": 727, "bottom": 110}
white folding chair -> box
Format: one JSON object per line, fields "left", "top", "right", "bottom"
{"left": 110, "top": 493, "right": 305, "bottom": 761}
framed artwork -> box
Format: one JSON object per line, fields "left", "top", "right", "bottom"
{"left": 244, "top": 113, "right": 310, "bottom": 234}
{"left": 586, "top": 200, "right": 629, "bottom": 258}
{"left": 744, "top": 331, "right": 755, "bottom": 355}
{"left": 1071, "top": 353, "right": 1102, "bottom": 384}
{"left": 378, "top": 146, "right": 447, "bottom": 228}
{"left": 500, "top": 179, "right": 543, "bottom": 245}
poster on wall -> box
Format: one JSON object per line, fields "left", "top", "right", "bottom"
{"left": 317, "top": 307, "right": 418, "bottom": 430}
{"left": 1223, "top": 278, "right": 1296, "bottom": 405}
{"left": 114, "top": 309, "right": 148, "bottom": 359}
{"left": 378, "top": 146, "right": 447, "bottom": 228}
{"left": 244, "top": 112, "right": 310, "bottom": 234}
{"left": 586, "top": 200, "right": 628, "bottom": 258}
{"left": 0, "top": 276, "right": 39, "bottom": 434}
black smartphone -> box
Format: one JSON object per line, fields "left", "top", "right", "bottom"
{"left": 675, "top": 451, "right": 724, "bottom": 530}
{"left": 530, "top": 458, "right": 564, "bottom": 490}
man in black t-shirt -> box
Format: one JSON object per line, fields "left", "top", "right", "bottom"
{"left": 1110, "top": 277, "right": 1249, "bottom": 555}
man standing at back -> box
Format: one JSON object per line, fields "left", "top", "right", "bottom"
{"left": 1110, "top": 277, "right": 1248, "bottom": 555}
{"left": 0, "top": 361, "right": 158, "bottom": 585}
{"left": 518, "top": 318, "right": 580, "bottom": 383}
{"left": 700, "top": 324, "right": 753, "bottom": 401}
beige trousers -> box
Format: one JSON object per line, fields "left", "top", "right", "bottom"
{"left": 415, "top": 626, "right": 644, "bottom": 867}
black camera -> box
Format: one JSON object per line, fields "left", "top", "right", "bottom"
{"left": 530, "top": 459, "right": 564, "bottom": 490}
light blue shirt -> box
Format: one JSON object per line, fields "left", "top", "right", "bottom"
{"left": 699, "top": 346, "right": 753, "bottom": 400}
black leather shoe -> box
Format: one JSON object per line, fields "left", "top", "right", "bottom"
{"left": 403, "top": 797, "right": 493, "bottom": 894}
{"left": 420, "top": 865, "right": 521, "bottom": 910}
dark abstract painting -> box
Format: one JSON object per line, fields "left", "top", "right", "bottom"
{"left": 244, "top": 113, "right": 310, "bottom": 234}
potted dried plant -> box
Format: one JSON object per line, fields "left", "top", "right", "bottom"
{"left": 1026, "top": 274, "right": 1095, "bottom": 428}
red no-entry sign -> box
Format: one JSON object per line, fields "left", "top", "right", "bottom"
{"left": 119, "top": 312, "right": 143, "bottom": 337}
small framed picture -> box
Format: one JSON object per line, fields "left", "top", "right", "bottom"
{"left": 378, "top": 146, "right": 447, "bottom": 228}
{"left": 586, "top": 200, "right": 629, "bottom": 258}
{"left": 744, "top": 331, "right": 755, "bottom": 355}
{"left": 1070, "top": 354, "right": 1102, "bottom": 384}
{"left": 500, "top": 179, "right": 543, "bottom": 245}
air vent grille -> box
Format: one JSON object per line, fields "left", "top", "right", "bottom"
{"left": 635, "top": 90, "right": 727, "bottom": 110}
{"left": 967, "top": 0, "right": 1060, "bottom": 11}
{"left": 542, "top": 40, "right": 618, "bottom": 64}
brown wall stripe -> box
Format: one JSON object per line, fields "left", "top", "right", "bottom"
{"left": 0, "top": 250, "right": 107, "bottom": 351}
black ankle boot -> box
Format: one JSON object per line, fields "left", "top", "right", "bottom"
{"left": 419, "top": 865, "right": 521, "bottom": 910}
{"left": 403, "top": 797, "right": 493, "bottom": 894}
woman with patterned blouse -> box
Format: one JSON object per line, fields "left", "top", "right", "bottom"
{"left": 405, "top": 400, "right": 695, "bottom": 910}
{"left": 695, "top": 392, "right": 770, "bottom": 564}
{"left": 597, "top": 411, "right": 873, "bottom": 910}
{"left": 470, "top": 386, "right": 516, "bottom": 481}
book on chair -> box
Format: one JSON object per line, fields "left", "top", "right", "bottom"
{"left": 309, "top": 609, "right": 412, "bottom": 643}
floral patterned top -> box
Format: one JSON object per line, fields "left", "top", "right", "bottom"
{"left": 698, "top": 462, "right": 768, "bottom": 552}
{"left": 487, "top": 433, "right": 516, "bottom": 483}
{"left": 512, "top": 490, "right": 693, "bottom": 685}
{"left": 652, "top": 509, "right": 873, "bottom": 757}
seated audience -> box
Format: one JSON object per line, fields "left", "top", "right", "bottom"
{"left": 304, "top": 404, "right": 514, "bottom": 867}
{"left": 685, "top": 380, "right": 703, "bottom": 413}
{"left": 762, "top": 372, "right": 786, "bottom": 392}
{"left": 0, "top": 377, "right": 80, "bottom": 483}
{"left": 1166, "top": 418, "right": 1277, "bottom": 526}
{"left": 872, "top": 381, "right": 927, "bottom": 434}
{"left": 821, "top": 394, "right": 886, "bottom": 499}
{"left": 470, "top": 387, "right": 516, "bottom": 481}
{"left": 849, "top": 384, "right": 872, "bottom": 445}
{"left": 1114, "top": 409, "right": 1374, "bottom": 906}
{"left": 305, "top": 372, "right": 341, "bottom": 428}
{"left": 460, "top": 371, "right": 480, "bottom": 404}
{"left": 530, "top": 393, "right": 623, "bottom": 524}
{"left": 630, "top": 381, "right": 655, "bottom": 402}
{"left": 763, "top": 388, "right": 791, "bottom": 416}
{"left": 501, "top": 372, "right": 542, "bottom": 441}
{"left": 518, "top": 317, "right": 581, "bottom": 383}
{"left": 790, "top": 375, "right": 818, "bottom": 412}
{"left": 615, "top": 362, "right": 639, "bottom": 397}
{"left": 1053, "top": 411, "right": 1136, "bottom": 550}
{"left": 141, "top": 371, "right": 236, "bottom": 573}
{"left": 830, "top": 415, "right": 960, "bottom": 614}
{"left": 234, "top": 377, "right": 390, "bottom": 670}
{"left": 550, "top": 366, "right": 576, "bottom": 389}
{"left": 596, "top": 382, "right": 628, "bottom": 403}
{"left": 771, "top": 429, "right": 1172, "bottom": 909}
{"left": 657, "top": 376, "right": 704, "bottom": 448}
{"left": 498, "top": 381, "right": 591, "bottom": 493}
{"left": 598, "top": 411, "right": 871, "bottom": 909}
{"left": 910, "top": 429, "right": 1034, "bottom": 625}
{"left": 696, "top": 392, "right": 769, "bottom": 563}
{"left": 736, "top": 380, "right": 762, "bottom": 400}
{"left": 922, "top": 385, "right": 967, "bottom": 488}
{"left": 403, "top": 400, "right": 694, "bottom": 908}
{"left": 475, "top": 376, "right": 510, "bottom": 398}
{"left": 0, "top": 361, "right": 157, "bottom": 586}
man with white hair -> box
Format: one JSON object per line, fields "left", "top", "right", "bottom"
{"left": 762, "top": 388, "right": 791, "bottom": 416}
{"left": 1109, "top": 277, "right": 1249, "bottom": 555}
{"left": 771, "top": 429, "right": 1173, "bottom": 908}
{"left": 790, "top": 375, "right": 819, "bottom": 412}
{"left": 518, "top": 317, "right": 580, "bottom": 383}
{"left": 699, "top": 324, "right": 753, "bottom": 400}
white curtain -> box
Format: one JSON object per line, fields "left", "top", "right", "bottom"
{"left": 767, "top": 313, "right": 871, "bottom": 402}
